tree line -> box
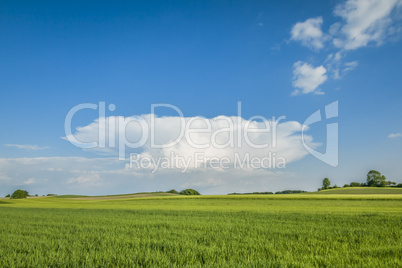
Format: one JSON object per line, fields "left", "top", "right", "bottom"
{"left": 229, "top": 190, "right": 307, "bottom": 195}
{"left": 321, "top": 170, "right": 402, "bottom": 190}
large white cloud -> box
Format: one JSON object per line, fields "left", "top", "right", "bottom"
{"left": 291, "top": 61, "right": 328, "bottom": 95}
{"left": 290, "top": 17, "right": 328, "bottom": 50}
{"left": 332, "top": 0, "right": 401, "bottom": 50}
{"left": 63, "top": 114, "right": 316, "bottom": 170}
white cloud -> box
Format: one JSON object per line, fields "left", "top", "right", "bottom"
{"left": 22, "top": 178, "right": 35, "bottom": 185}
{"left": 332, "top": 0, "right": 402, "bottom": 50}
{"left": 389, "top": 133, "right": 402, "bottom": 138}
{"left": 289, "top": 0, "right": 402, "bottom": 95}
{"left": 291, "top": 61, "right": 328, "bottom": 95}
{"left": 63, "top": 114, "right": 317, "bottom": 169}
{"left": 5, "top": 144, "right": 49, "bottom": 151}
{"left": 290, "top": 17, "right": 328, "bottom": 50}
{"left": 68, "top": 173, "right": 102, "bottom": 186}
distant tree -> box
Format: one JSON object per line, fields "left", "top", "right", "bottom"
{"left": 166, "top": 189, "right": 178, "bottom": 194}
{"left": 35, "top": 194, "right": 38, "bottom": 197}
{"left": 275, "top": 190, "right": 307, "bottom": 194}
{"left": 386, "top": 181, "right": 396, "bottom": 186}
{"left": 333, "top": 185, "right": 339, "bottom": 188}
{"left": 350, "top": 182, "right": 362, "bottom": 187}
{"left": 396, "top": 183, "right": 402, "bottom": 188}
{"left": 322, "top": 178, "right": 331, "bottom": 189}
{"left": 11, "top": 189, "right": 29, "bottom": 199}
{"left": 343, "top": 184, "right": 349, "bottom": 187}
{"left": 179, "top": 189, "right": 200, "bottom": 195}
{"left": 367, "top": 170, "right": 386, "bottom": 187}
{"left": 5, "top": 194, "right": 10, "bottom": 198}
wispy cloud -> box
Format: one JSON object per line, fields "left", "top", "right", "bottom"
{"left": 68, "top": 173, "right": 102, "bottom": 186}
{"left": 5, "top": 144, "right": 49, "bottom": 151}
{"left": 0, "top": 156, "right": 302, "bottom": 195}
{"left": 332, "top": 0, "right": 401, "bottom": 50}
{"left": 388, "top": 133, "right": 402, "bottom": 138}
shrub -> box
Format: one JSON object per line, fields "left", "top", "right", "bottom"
{"left": 5, "top": 194, "right": 10, "bottom": 198}
{"left": 179, "top": 189, "right": 200, "bottom": 195}
{"left": 166, "top": 189, "right": 179, "bottom": 194}
{"left": 11, "top": 189, "right": 29, "bottom": 199}
{"left": 343, "top": 184, "right": 349, "bottom": 187}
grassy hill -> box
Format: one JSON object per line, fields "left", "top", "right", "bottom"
{"left": 311, "top": 187, "right": 402, "bottom": 194}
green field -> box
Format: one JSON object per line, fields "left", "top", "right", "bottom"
{"left": 1, "top": 190, "right": 401, "bottom": 267}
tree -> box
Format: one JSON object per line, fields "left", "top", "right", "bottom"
{"left": 322, "top": 178, "right": 330, "bottom": 189}
{"left": 350, "top": 182, "right": 361, "bottom": 187}
{"left": 11, "top": 189, "right": 29, "bottom": 199}
{"left": 366, "top": 170, "right": 386, "bottom": 187}
{"left": 5, "top": 194, "right": 10, "bottom": 198}
{"left": 179, "top": 189, "right": 200, "bottom": 195}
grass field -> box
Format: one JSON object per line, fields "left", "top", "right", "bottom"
{"left": 0, "top": 189, "right": 401, "bottom": 267}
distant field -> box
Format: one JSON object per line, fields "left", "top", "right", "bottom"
{"left": 56, "top": 192, "right": 178, "bottom": 200}
{"left": 309, "top": 187, "right": 402, "bottom": 195}
{"left": 0, "top": 194, "right": 401, "bottom": 266}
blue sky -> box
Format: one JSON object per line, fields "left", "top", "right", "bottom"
{"left": 1, "top": 0, "right": 402, "bottom": 196}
